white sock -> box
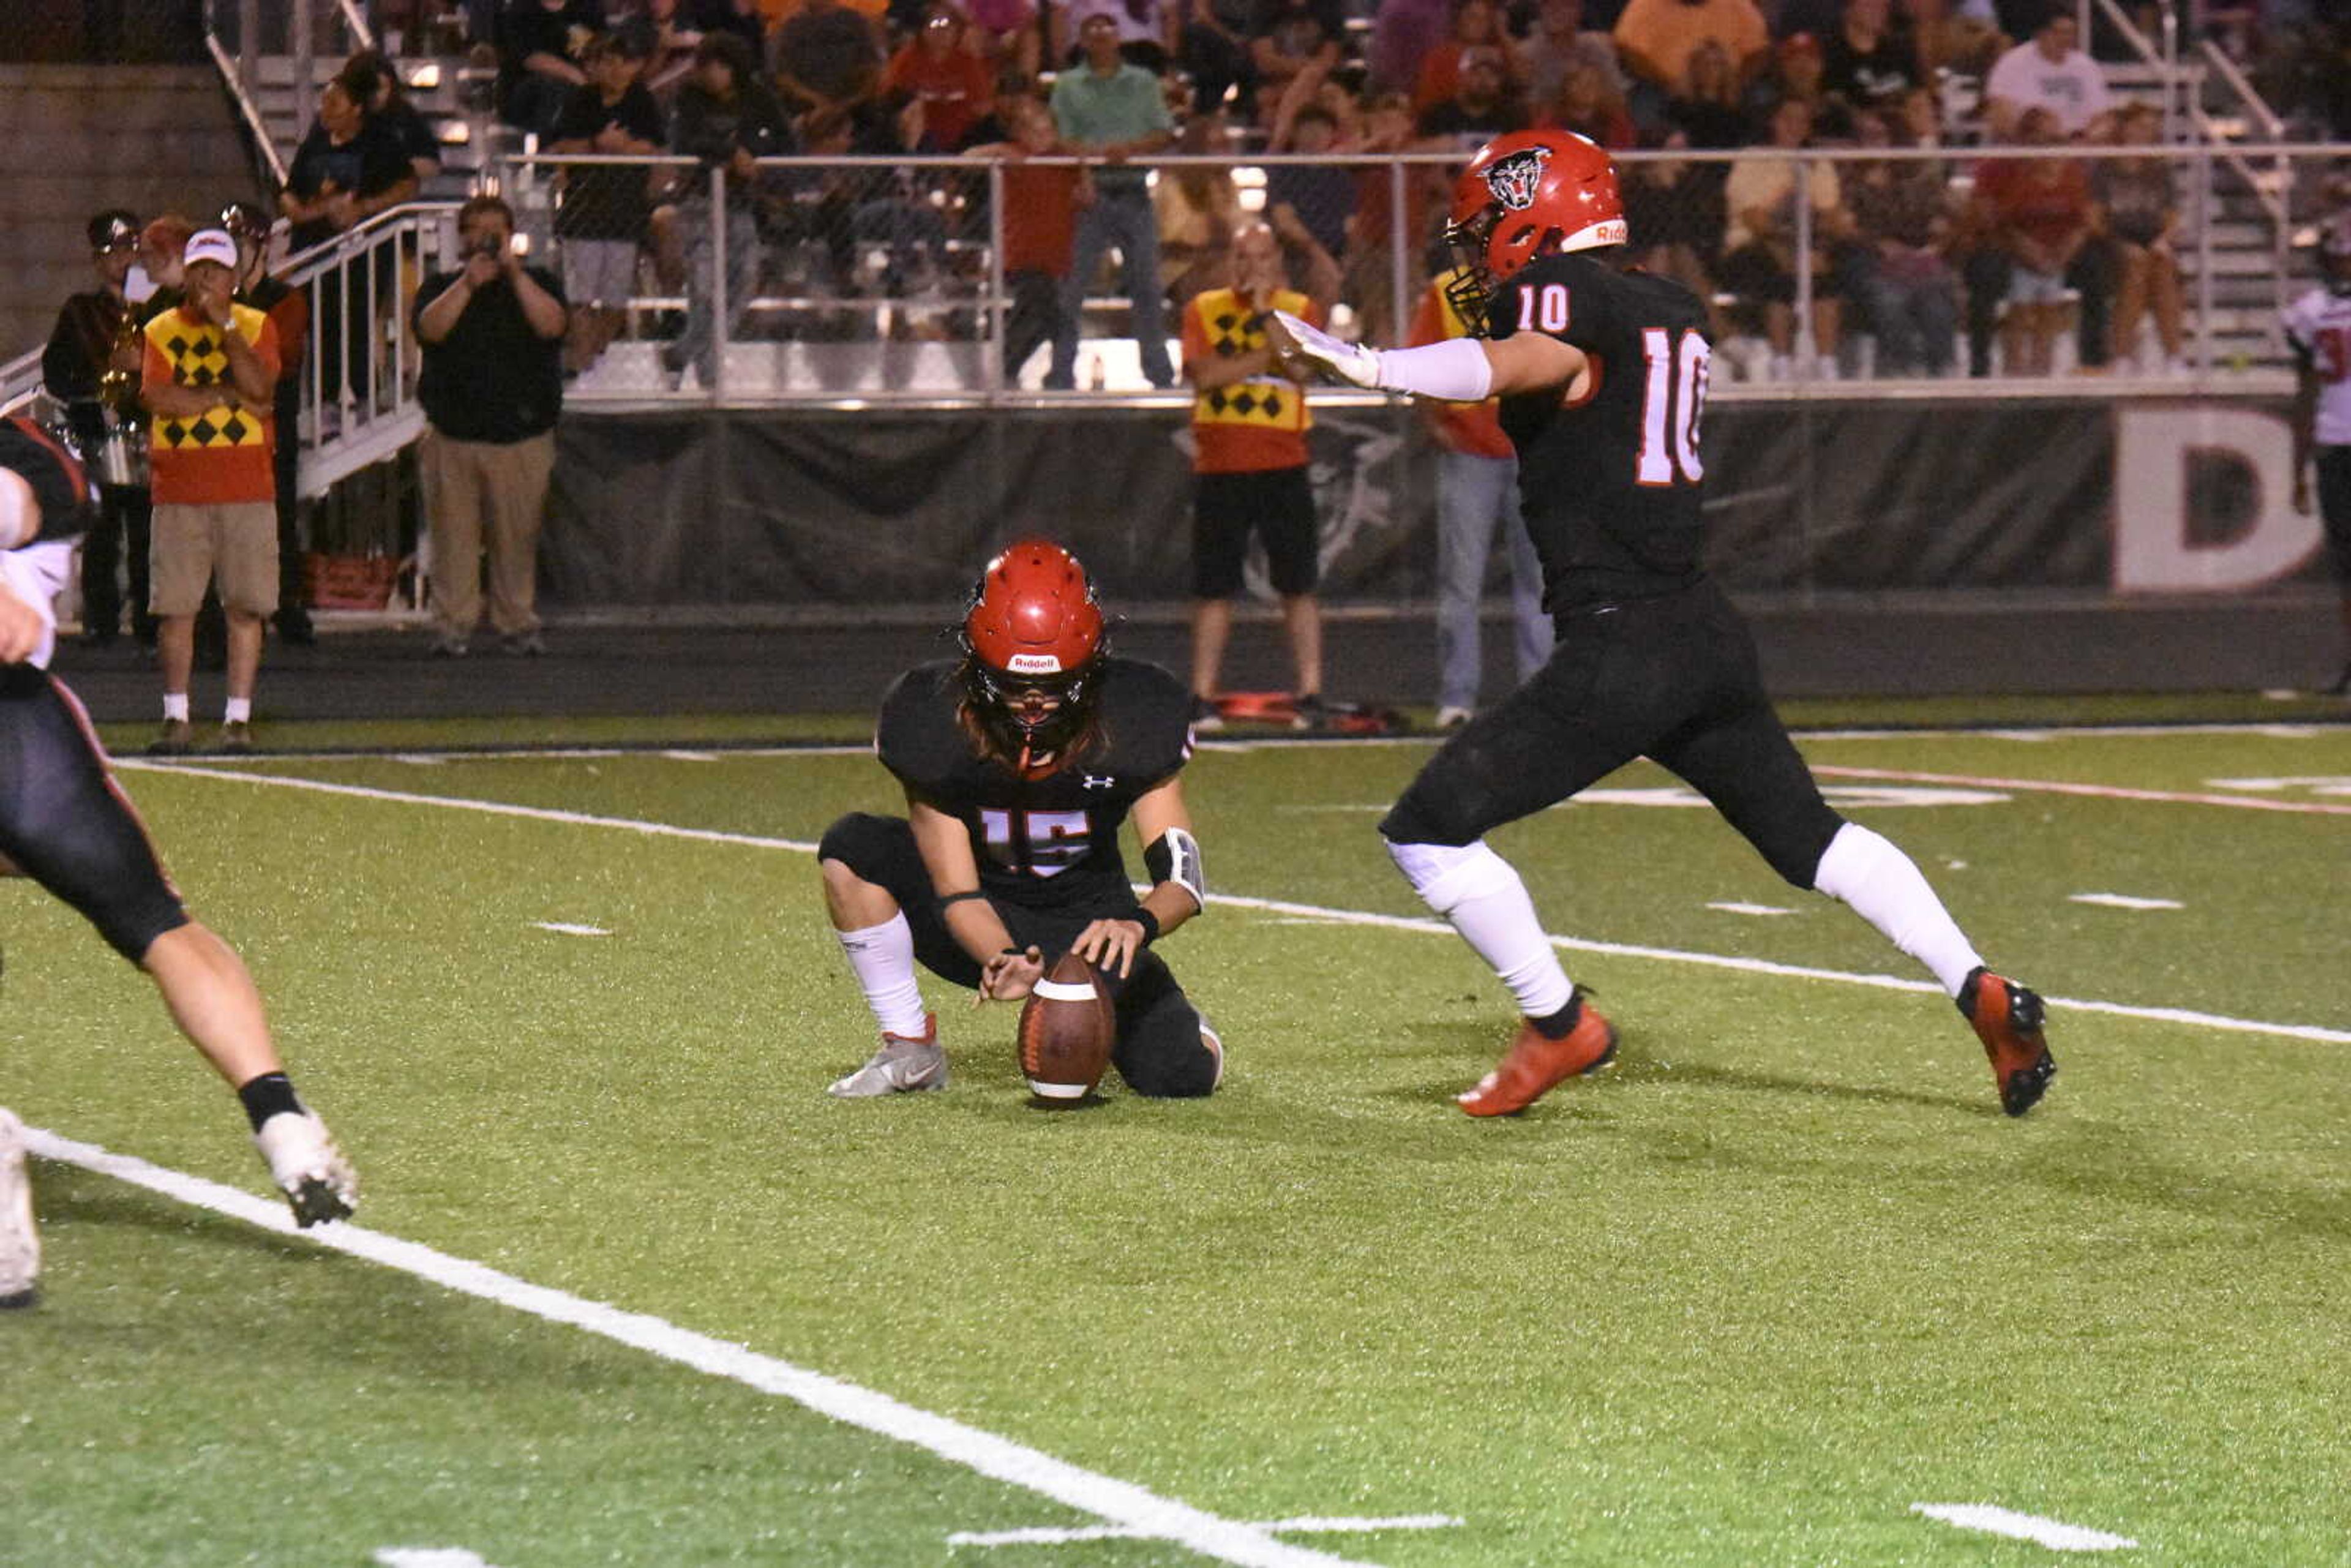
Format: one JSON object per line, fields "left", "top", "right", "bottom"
{"left": 835, "top": 913, "right": 928, "bottom": 1038}
{"left": 1812, "top": 822, "right": 1983, "bottom": 996}
{"left": 1388, "top": 838, "right": 1575, "bottom": 1020}
{"left": 224, "top": 697, "right": 252, "bottom": 724}
{"left": 162, "top": 692, "right": 189, "bottom": 722}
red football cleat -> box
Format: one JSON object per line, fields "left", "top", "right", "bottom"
{"left": 1959, "top": 967, "right": 2056, "bottom": 1117}
{"left": 1457, "top": 1001, "right": 1618, "bottom": 1117}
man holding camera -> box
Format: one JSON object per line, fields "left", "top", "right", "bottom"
{"left": 413, "top": 196, "right": 568, "bottom": 657}
{"left": 140, "top": 227, "right": 282, "bottom": 754}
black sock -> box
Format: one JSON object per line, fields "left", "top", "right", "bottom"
{"left": 1530, "top": 992, "right": 1584, "bottom": 1040}
{"left": 236, "top": 1071, "right": 302, "bottom": 1133}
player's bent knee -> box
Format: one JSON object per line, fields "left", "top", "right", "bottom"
{"left": 816, "top": 811, "right": 898, "bottom": 880}
{"left": 1771, "top": 808, "right": 1847, "bottom": 890}
{"left": 1123, "top": 1040, "right": 1220, "bottom": 1098}
{"left": 1385, "top": 836, "right": 1520, "bottom": 915}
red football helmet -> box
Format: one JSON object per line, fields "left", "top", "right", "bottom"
{"left": 1443, "top": 130, "right": 1627, "bottom": 331}
{"left": 959, "top": 538, "right": 1106, "bottom": 763}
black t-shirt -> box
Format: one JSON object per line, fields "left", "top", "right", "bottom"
{"left": 551, "top": 80, "right": 667, "bottom": 237}
{"left": 1820, "top": 29, "right": 1918, "bottom": 110}
{"left": 1489, "top": 253, "right": 1712, "bottom": 607}
{"left": 284, "top": 119, "right": 415, "bottom": 251}
{"left": 1419, "top": 100, "right": 1526, "bottom": 145}
{"left": 413, "top": 268, "right": 568, "bottom": 442}
{"left": 876, "top": 656, "right": 1194, "bottom": 913}
{"left": 498, "top": 0, "right": 602, "bottom": 85}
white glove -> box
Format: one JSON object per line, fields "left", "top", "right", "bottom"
{"left": 1267, "top": 309, "right": 1381, "bottom": 390}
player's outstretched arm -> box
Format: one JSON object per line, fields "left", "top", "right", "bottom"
{"left": 1266, "top": 309, "right": 1587, "bottom": 401}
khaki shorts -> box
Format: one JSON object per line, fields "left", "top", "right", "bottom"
{"left": 151, "top": 500, "right": 280, "bottom": 617}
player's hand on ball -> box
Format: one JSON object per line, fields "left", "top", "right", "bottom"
{"left": 1071, "top": 917, "right": 1147, "bottom": 980}
{"left": 1266, "top": 309, "right": 1381, "bottom": 390}
{"left": 979, "top": 945, "right": 1045, "bottom": 1003}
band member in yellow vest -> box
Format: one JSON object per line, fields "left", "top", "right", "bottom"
{"left": 1179, "top": 221, "right": 1331, "bottom": 731}
{"left": 139, "top": 227, "right": 282, "bottom": 756}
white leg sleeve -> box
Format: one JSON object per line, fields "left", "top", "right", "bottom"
{"left": 1811, "top": 822, "right": 1984, "bottom": 997}
{"left": 1388, "top": 838, "right": 1575, "bottom": 1020}
{"left": 834, "top": 913, "right": 929, "bottom": 1038}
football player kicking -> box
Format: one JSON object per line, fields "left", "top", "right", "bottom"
{"left": 1268, "top": 131, "right": 2054, "bottom": 1119}
{"left": 0, "top": 418, "right": 354, "bottom": 1307}
{"left": 818, "top": 540, "right": 1221, "bottom": 1099}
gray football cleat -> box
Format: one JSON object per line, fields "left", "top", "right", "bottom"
{"left": 828, "top": 1016, "right": 947, "bottom": 1097}
{"left": 1, "top": 1106, "right": 39, "bottom": 1308}
{"left": 253, "top": 1109, "right": 359, "bottom": 1226}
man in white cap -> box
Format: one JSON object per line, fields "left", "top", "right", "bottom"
{"left": 138, "top": 225, "right": 282, "bottom": 754}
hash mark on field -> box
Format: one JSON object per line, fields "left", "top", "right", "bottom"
{"left": 1911, "top": 1503, "right": 2137, "bottom": 1551}
{"left": 374, "top": 1550, "right": 501, "bottom": 1568}
{"left": 2069, "top": 893, "right": 2184, "bottom": 912}
{"left": 951, "top": 1514, "right": 1463, "bottom": 1548}
{"left": 26, "top": 1129, "right": 1382, "bottom": 1568}
{"left": 117, "top": 765, "right": 2351, "bottom": 1048}
{"left": 532, "top": 921, "right": 613, "bottom": 936}
{"left": 1706, "top": 902, "right": 1799, "bottom": 917}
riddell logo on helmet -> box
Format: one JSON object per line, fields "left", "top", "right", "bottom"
{"left": 1007, "top": 653, "right": 1063, "bottom": 674}
{"left": 1485, "top": 148, "right": 1551, "bottom": 211}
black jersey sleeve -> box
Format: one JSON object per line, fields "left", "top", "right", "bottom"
{"left": 1096, "top": 659, "right": 1196, "bottom": 789}
{"left": 874, "top": 661, "right": 971, "bottom": 803}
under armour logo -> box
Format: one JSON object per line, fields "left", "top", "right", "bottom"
{"left": 1485, "top": 146, "right": 1551, "bottom": 211}
{"left": 1081, "top": 775, "right": 1116, "bottom": 790}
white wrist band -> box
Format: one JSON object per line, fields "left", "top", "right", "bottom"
{"left": 1371, "top": 337, "right": 1494, "bottom": 402}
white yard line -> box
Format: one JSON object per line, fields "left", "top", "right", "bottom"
{"left": 531, "top": 921, "right": 613, "bottom": 936}
{"left": 950, "top": 1514, "right": 1462, "bottom": 1548}
{"left": 2069, "top": 895, "right": 2184, "bottom": 912}
{"left": 1811, "top": 765, "right": 2351, "bottom": 817}
{"left": 1911, "top": 1503, "right": 2137, "bottom": 1551}
{"left": 373, "top": 1551, "right": 502, "bottom": 1568}
{"left": 24, "top": 1127, "right": 1381, "bottom": 1568}
{"left": 114, "top": 763, "right": 2351, "bottom": 1048}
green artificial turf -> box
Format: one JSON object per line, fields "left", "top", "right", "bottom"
{"left": 2, "top": 723, "right": 2345, "bottom": 1565}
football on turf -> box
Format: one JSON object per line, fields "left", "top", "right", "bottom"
{"left": 1017, "top": 951, "right": 1115, "bottom": 1103}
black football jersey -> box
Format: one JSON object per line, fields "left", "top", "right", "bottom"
{"left": 875, "top": 656, "right": 1195, "bottom": 911}
{"left": 1487, "top": 252, "right": 1713, "bottom": 607}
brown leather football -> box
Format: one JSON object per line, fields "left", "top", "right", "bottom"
{"left": 1017, "top": 950, "right": 1115, "bottom": 1103}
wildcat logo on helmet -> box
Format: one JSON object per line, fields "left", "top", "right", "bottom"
{"left": 1007, "top": 653, "right": 1064, "bottom": 674}
{"left": 1484, "top": 146, "right": 1551, "bottom": 211}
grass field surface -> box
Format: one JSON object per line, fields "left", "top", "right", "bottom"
{"left": 3, "top": 716, "right": 2346, "bottom": 1566}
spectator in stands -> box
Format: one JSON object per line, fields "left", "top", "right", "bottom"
{"left": 1180, "top": 0, "right": 1257, "bottom": 117}
{"left": 1420, "top": 44, "right": 1524, "bottom": 143}
{"left": 1899, "top": 0, "right": 2005, "bottom": 86}
{"left": 497, "top": 0, "right": 604, "bottom": 139}
{"left": 1719, "top": 96, "right": 1852, "bottom": 377}
{"left": 1749, "top": 32, "right": 1849, "bottom": 139}
{"left": 343, "top": 50, "right": 446, "bottom": 186}
{"left": 1054, "top": 0, "right": 1182, "bottom": 72}
{"left": 1546, "top": 59, "right": 1637, "bottom": 146}
{"left": 664, "top": 31, "right": 794, "bottom": 388}
{"left": 1842, "top": 104, "right": 1957, "bottom": 375}
{"left": 1620, "top": 132, "right": 1725, "bottom": 324}
{"left": 552, "top": 29, "right": 667, "bottom": 373}
{"left": 220, "top": 201, "right": 317, "bottom": 645}
{"left": 965, "top": 94, "right": 1080, "bottom": 381}
{"left": 1342, "top": 90, "right": 1436, "bottom": 346}
{"left": 140, "top": 228, "right": 282, "bottom": 755}
{"left": 1969, "top": 105, "right": 2094, "bottom": 374}
{"left": 45, "top": 209, "right": 153, "bottom": 650}
{"left": 2287, "top": 211, "right": 2351, "bottom": 694}
{"left": 1181, "top": 221, "right": 1330, "bottom": 730}
{"left": 1155, "top": 114, "right": 1246, "bottom": 311}
{"left": 887, "top": 4, "right": 995, "bottom": 149}
{"left": 1050, "top": 12, "right": 1178, "bottom": 388}
{"left": 1660, "top": 36, "right": 1747, "bottom": 146}
{"left": 636, "top": 0, "right": 710, "bottom": 91}
{"left": 1408, "top": 264, "right": 1549, "bottom": 730}
{"left": 1981, "top": 6, "right": 2108, "bottom": 140}
{"left": 1613, "top": 0, "right": 1769, "bottom": 119}
{"left": 1252, "top": 0, "right": 1348, "bottom": 104}
{"left": 1263, "top": 100, "right": 1357, "bottom": 264}
{"left": 773, "top": 0, "right": 886, "bottom": 135}
{"left": 2095, "top": 99, "right": 2184, "bottom": 374}
{"left": 280, "top": 78, "right": 418, "bottom": 411}
{"left": 414, "top": 196, "right": 568, "bottom": 657}
{"left": 1821, "top": 0, "right": 1919, "bottom": 115}
{"left": 966, "top": 0, "right": 1041, "bottom": 83}
{"left": 1414, "top": 0, "right": 1517, "bottom": 117}
{"left": 1517, "top": 0, "right": 1627, "bottom": 116}
{"left": 1369, "top": 0, "right": 1452, "bottom": 97}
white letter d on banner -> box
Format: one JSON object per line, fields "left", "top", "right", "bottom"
{"left": 2113, "top": 408, "right": 2323, "bottom": 593}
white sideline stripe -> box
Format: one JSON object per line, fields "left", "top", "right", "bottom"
{"left": 1911, "top": 1503, "right": 2137, "bottom": 1551}
{"left": 951, "top": 1514, "right": 1463, "bottom": 1547}
{"left": 117, "top": 763, "right": 2351, "bottom": 1048}
{"left": 2069, "top": 893, "right": 2184, "bottom": 912}
{"left": 1812, "top": 765, "right": 2351, "bottom": 816}
{"left": 23, "top": 1127, "right": 1379, "bottom": 1568}
{"left": 374, "top": 1550, "right": 500, "bottom": 1568}
{"left": 532, "top": 921, "right": 613, "bottom": 936}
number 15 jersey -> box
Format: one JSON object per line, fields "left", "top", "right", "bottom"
{"left": 1487, "top": 253, "right": 1713, "bottom": 609}
{"left": 875, "top": 656, "right": 1196, "bottom": 912}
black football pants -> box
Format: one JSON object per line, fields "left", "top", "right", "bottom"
{"left": 1381, "top": 576, "right": 1845, "bottom": 889}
